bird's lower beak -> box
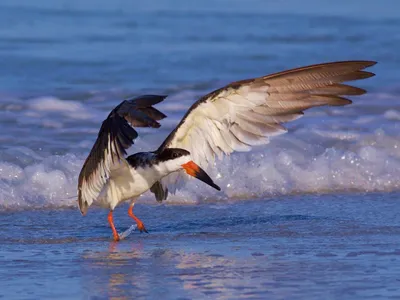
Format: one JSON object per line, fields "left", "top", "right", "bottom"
{"left": 181, "top": 161, "right": 221, "bottom": 191}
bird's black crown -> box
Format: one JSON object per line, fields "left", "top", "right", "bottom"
{"left": 157, "top": 148, "right": 190, "bottom": 162}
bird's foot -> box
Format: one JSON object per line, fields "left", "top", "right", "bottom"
{"left": 136, "top": 221, "right": 148, "bottom": 233}
{"left": 108, "top": 210, "right": 121, "bottom": 242}
{"left": 128, "top": 205, "right": 148, "bottom": 233}
{"left": 112, "top": 233, "right": 120, "bottom": 242}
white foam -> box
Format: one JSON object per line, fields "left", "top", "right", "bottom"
{"left": 384, "top": 109, "right": 400, "bottom": 120}
{"left": 0, "top": 153, "right": 80, "bottom": 209}
{"left": 29, "top": 96, "right": 95, "bottom": 120}
{"left": 2, "top": 128, "right": 395, "bottom": 210}
{"left": 1, "top": 90, "right": 400, "bottom": 210}
{"left": 29, "top": 96, "right": 84, "bottom": 113}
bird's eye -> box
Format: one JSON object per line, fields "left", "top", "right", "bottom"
{"left": 173, "top": 152, "right": 179, "bottom": 158}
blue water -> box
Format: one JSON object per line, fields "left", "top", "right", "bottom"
{"left": 1, "top": 0, "right": 400, "bottom": 299}
{"left": 2, "top": 194, "right": 400, "bottom": 299}
{"left": 1, "top": 0, "right": 400, "bottom": 95}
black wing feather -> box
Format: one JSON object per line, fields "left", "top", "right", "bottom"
{"left": 150, "top": 181, "right": 169, "bottom": 203}
{"left": 78, "top": 95, "right": 167, "bottom": 215}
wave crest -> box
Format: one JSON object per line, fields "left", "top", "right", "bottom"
{"left": 1, "top": 128, "right": 399, "bottom": 210}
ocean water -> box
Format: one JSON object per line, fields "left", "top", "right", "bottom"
{"left": 1, "top": 0, "right": 400, "bottom": 299}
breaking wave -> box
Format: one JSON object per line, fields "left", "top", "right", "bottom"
{"left": 1, "top": 89, "right": 400, "bottom": 210}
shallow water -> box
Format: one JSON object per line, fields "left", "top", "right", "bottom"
{"left": 1, "top": 194, "right": 400, "bottom": 299}
{"left": 1, "top": 0, "right": 400, "bottom": 299}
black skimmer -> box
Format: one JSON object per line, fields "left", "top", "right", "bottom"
{"left": 78, "top": 60, "right": 376, "bottom": 241}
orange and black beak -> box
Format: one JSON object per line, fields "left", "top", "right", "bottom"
{"left": 182, "top": 161, "right": 221, "bottom": 191}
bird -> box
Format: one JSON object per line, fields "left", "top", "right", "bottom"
{"left": 77, "top": 60, "right": 376, "bottom": 241}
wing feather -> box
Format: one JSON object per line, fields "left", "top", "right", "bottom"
{"left": 156, "top": 61, "right": 376, "bottom": 197}
{"left": 150, "top": 181, "right": 169, "bottom": 203}
{"left": 78, "top": 95, "right": 167, "bottom": 214}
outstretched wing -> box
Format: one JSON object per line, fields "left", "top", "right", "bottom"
{"left": 155, "top": 60, "right": 376, "bottom": 197}
{"left": 78, "top": 95, "right": 167, "bottom": 214}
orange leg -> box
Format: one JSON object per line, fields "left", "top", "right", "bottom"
{"left": 107, "top": 210, "right": 120, "bottom": 241}
{"left": 128, "top": 204, "right": 148, "bottom": 233}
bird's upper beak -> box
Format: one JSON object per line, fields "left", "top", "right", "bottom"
{"left": 181, "top": 161, "right": 221, "bottom": 191}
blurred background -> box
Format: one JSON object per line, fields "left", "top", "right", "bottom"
{"left": 0, "top": 0, "right": 399, "bottom": 207}
{"left": 0, "top": 0, "right": 398, "bottom": 94}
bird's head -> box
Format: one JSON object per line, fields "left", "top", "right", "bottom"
{"left": 156, "top": 148, "right": 220, "bottom": 191}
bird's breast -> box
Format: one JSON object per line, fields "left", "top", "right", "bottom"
{"left": 94, "top": 164, "right": 161, "bottom": 210}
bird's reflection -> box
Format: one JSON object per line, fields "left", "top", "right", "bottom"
{"left": 80, "top": 240, "right": 148, "bottom": 299}
{"left": 80, "top": 235, "right": 279, "bottom": 299}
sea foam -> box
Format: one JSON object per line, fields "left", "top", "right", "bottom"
{"left": 0, "top": 91, "right": 400, "bottom": 210}
{"left": 0, "top": 126, "right": 399, "bottom": 210}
